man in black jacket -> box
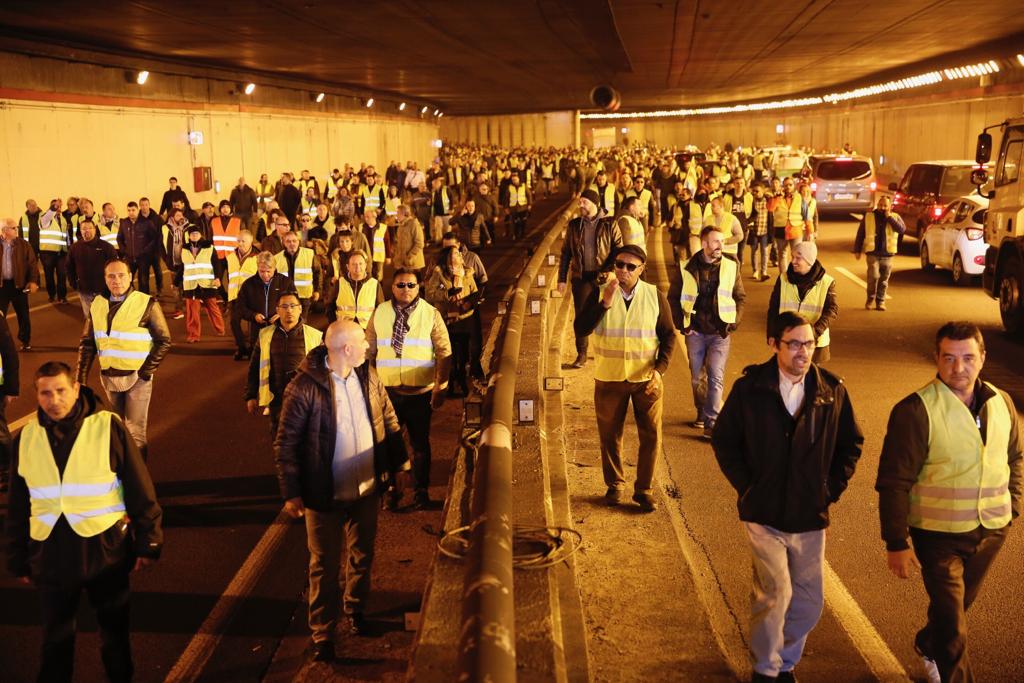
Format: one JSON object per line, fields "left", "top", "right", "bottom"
{"left": 712, "top": 311, "right": 863, "bottom": 683}
{"left": 117, "top": 202, "right": 160, "bottom": 295}
{"left": 275, "top": 320, "right": 409, "bottom": 663}
{"left": 5, "top": 361, "right": 162, "bottom": 683}
{"left": 67, "top": 218, "right": 117, "bottom": 318}
{"left": 230, "top": 176, "right": 259, "bottom": 232}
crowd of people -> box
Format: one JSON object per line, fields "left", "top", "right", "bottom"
{"left": 0, "top": 138, "right": 1018, "bottom": 683}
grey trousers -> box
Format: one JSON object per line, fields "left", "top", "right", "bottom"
{"left": 744, "top": 522, "right": 825, "bottom": 677}
{"left": 105, "top": 377, "right": 154, "bottom": 450}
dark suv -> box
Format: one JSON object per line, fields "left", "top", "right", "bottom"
{"left": 889, "top": 161, "right": 987, "bottom": 238}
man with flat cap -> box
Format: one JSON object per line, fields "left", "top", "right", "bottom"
{"left": 574, "top": 244, "right": 676, "bottom": 512}
{"left": 557, "top": 189, "right": 623, "bottom": 368}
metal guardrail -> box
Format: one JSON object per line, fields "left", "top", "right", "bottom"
{"left": 456, "top": 201, "right": 577, "bottom": 682}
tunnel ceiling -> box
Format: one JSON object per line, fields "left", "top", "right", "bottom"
{"left": 0, "top": 1, "right": 1022, "bottom": 115}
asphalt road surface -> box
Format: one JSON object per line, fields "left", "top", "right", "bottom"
{"left": 0, "top": 190, "right": 569, "bottom": 683}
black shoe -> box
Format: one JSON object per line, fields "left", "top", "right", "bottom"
{"left": 570, "top": 353, "right": 586, "bottom": 369}
{"left": 751, "top": 673, "right": 776, "bottom": 682}
{"left": 347, "top": 613, "right": 368, "bottom": 636}
{"left": 20, "top": 343, "right": 31, "bottom": 351}
{"left": 777, "top": 671, "right": 797, "bottom": 682}
{"left": 233, "top": 349, "right": 247, "bottom": 361}
{"left": 605, "top": 486, "right": 626, "bottom": 505}
{"left": 58, "top": 298, "right": 69, "bottom": 305}
{"left": 411, "top": 490, "right": 431, "bottom": 509}
{"left": 311, "top": 640, "right": 335, "bottom": 662}
{"left": 382, "top": 489, "right": 401, "bottom": 511}
{"left": 632, "top": 492, "right": 657, "bottom": 512}
{"left": 703, "top": 422, "right": 715, "bottom": 440}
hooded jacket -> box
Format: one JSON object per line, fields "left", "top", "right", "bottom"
{"left": 5, "top": 386, "right": 163, "bottom": 585}
{"left": 711, "top": 357, "right": 864, "bottom": 533}
{"left": 274, "top": 347, "right": 408, "bottom": 511}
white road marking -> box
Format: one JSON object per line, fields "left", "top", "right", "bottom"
{"left": 9, "top": 412, "right": 33, "bottom": 431}
{"left": 651, "top": 226, "right": 908, "bottom": 681}
{"left": 164, "top": 509, "right": 295, "bottom": 683}
{"left": 835, "top": 265, "right": 892, "bottom": 300}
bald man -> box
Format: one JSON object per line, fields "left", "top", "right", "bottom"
{"left": 274, "top": 320, "right": 410, "bottom": 663}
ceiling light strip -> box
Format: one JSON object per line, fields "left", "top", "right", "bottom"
{"left": 581, "top": 57, "right": 1006, "bottom": 120}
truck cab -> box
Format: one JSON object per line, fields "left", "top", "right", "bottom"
{"left": 975, "top": 116, "right": 1024, "bottom": 335}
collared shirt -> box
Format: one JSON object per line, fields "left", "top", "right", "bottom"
{"left": 328, "top": 365, "right": 376, "bottom": 502}
{"left": 1, "top": 239, "right": 13, "bottom": 280}
{"left": 779, "top": 370, "right": 806, "bottom": 417}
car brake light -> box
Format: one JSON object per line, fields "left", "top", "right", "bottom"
{"left": 869, "top": 181, "right": 877, "bottom": 191}
{"left": 932, "top": 204, "right": 944, "bottom": 218}
{"left": 810, "top": 182, "right": 817, "bottom": 192}
{"left": 893, "top": 193, "right": 902, "bottom": 205}
{"left": 966, "top": 228, "right": 984, "bottom": 240}
{"left": 974, "top": 255, "right": 985, "bottom": 265}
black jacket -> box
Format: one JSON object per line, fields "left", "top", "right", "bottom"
{"left": 711, "top": 358, "right": 864, "bottom": 533}
{"left": 5, "top": 387, "right": 163, "bottom": 585}
{"left": 67, "top": 237, "right": 117, "bottom": 295}
{"left": 117, "top": 216, "right": 160, "bottom": 262}
{"left": 236, "top": 272, "right": 297, "bottom": 322}
{"left": 0, "top": 315, "right": 19, "bottom": 397}
{"left": 77, "top": 288, "right": 173, "bottom": 382}
{"left": 669, "top": 253, "right": 747, "bottom": 336}
{"left": 244, "top": 320, "right": 320, "bottom": 406}
{"left": 274, "top": 347, "right": 409, "bottom": 511}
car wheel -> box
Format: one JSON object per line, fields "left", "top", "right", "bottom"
{"left": 951, "top": 253, "right": 970, "bottom": 287}
{"left": 920, "top": 241, "right": 935, "bottom": 271}
{"left": 998, "top": 255, "right": 1024, "bottom": 337}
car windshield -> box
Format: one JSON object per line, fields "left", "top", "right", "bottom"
{"left": 816, "top": 160, "right": 871, "bottom": 180}
{"left": 941, "top": 167, "right": 979, "bottom": 196}
{"left": 777, "top": 155, "right": 805, "bottom": 170}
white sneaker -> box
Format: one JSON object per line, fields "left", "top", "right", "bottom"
{"left": 921, "top": 656, "right": 941, "bottom": 683}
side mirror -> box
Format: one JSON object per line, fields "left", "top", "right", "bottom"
{"left": 970, "top": 168, "right": 989, "bottom": 186}
{"left": 887, "top": 182, "right": 898, "bottom": 191}
{"left": 975, "top": 133, "right": 992, "bottom": 164}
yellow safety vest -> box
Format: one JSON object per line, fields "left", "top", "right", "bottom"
{"left": 593, "top": 280, "right": 661, "bottom": 383}
{"left": 37, "top": 214, "right": 67, "bottom": 253}
{"left": 909, "top": 379, "right": 1013, "bottom": 533}
{"left": 779, "top": 273, "right": 834, "bottom": 348}
{"left": 508, "top": 185, "right": 528, "bottom": 208}
{"left": 365, "top": 224, "right": 387, "bottom": 263}
{"left": 19, "top": 411, "right": 124, "bottom": 541}
{"left": 98, "top": 219, "right": 119, "bottom": 247}
{"left": 618, "top": 215, "right": 645, "bottom": 248}
{"left": 71, "top": 214, "right": 100, "bottom": 243}
{"left": 90, "top": 291, "right": 153, "bottom": 372}
{"left": 679, "top": 256, "right": 737, "bottom": 328}
{"left": 182, "top": 246, "right": 217, "bottom": 290}
{"left": 432, "top": 188, "right": 451, "bottom": 216}
{"left": 705, "top": 213, "right": 742, "bottom": 255}
{"left": 725, "top": 192, "right": 754, "bottom": 218}
{"left": 588, "top": 184, "right": 616, "bottom": 212}
{"left": 701, "top": 191, "right": 724, "bottom": 220}
{"left": 275, "top": 248, "right": 315, "bottom": 298}
{"left": 384, "top": 195, "right": 399, "bottom": 218}
{"left": 626, "top": 188, "right": 652, "bottom": 216}
{"left": 225, "top": 250, "right": 259, "bottom": 302}
{"left": 862, "top": 212, "right": 899, "bottom": 254}
{"left": 257, "top": 324, "right": 323, "bottom": 407}
{"left": 336, "top": 278, "right": 379, "bottom": 328}
{"left": 372, "top": 300, "right": 437, "bottom": 388}
{"left": 771, "top": 195, "right": 804, "bottom": 231}
{"left": 297, "top": 177, "right": 317, "bottom": 197}
{"left": 362, "top": 185, "right": 383, "bottom": 211}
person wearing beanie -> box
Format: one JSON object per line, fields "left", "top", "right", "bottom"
{"left": 574, "top": 244, "right": 676, "bottom": 512}
{"left": 181, "top": 225, "right": 225, "bottom": 343}
{"left": 767, "top": 240, "right": 838, "bottom": 363}
{"left": 557, "top": 191, "right": 623, "bottom": 368}
{"left": 209, "top": 199, "right": 242, "bottom": 261}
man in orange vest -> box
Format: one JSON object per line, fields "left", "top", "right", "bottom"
{"left": 209, "top": 200, "right": 241, "bottom": 262}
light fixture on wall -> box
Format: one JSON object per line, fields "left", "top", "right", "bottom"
{"left": 136, "top": 70, "right": 149, "bottom": 85}
{"left": 365, "top": 97, "right": 375, "bottom": 108}
{"left": 437, "top": 111, "right": 444, "bottom": 118}
{"left": 244, "top": 82, "right": 256, "bottom": 95}
{"left": 421, "top": 105, "right": 429, "bottom": 114}
{"left": 314, "top": 92, "right": 325, "bottom": 103}
{"left": 399, "top": 102, "right": 407, "bottom": 111}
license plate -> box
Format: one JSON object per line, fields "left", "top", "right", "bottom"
{"left": 833, "top": 193, "right": 854, "bottom": 200}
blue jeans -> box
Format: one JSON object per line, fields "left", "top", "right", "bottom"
{"left": 749, "top": 234, "right": 770, "bottom": 275}
{"left": 744, "top": 523, "right": 826, "bottom": 677}
{"left": 865, "top": 254, "right": 893, "bottom": 304}
{"left": 685, "top": 332, "right": 730, "bottom": 424}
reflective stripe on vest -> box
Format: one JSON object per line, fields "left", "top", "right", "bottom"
{"left": 363, "top": 186, "right": 383, "bottom": 210}
{"left": 211, "top": 217, "right": 240, "bottom": 257}
{"left": 863, "top": 212, "right": 899, "bottom": 254}
{"left": 19, "top": 412, "right": 124, "bottom": 541}
{"left": 182, "top": 247, "right": 217, "bottom": 289}
{"left": 336, "top": 278, "right": 379, "bottom": 328}
{"left": 385, "top": 195, "right": 399, "bottom": 217}
{"left": 679, "top": 256, "right": 737, "bottom": 328}
{"left": 779, "top": 273, "right": 834, "bottom": 348}
{"left": 706, "top": 213, "right": 742, "bottom": 254}
{"left": 373, "top": 300, "right": 437, "bottom": 387}
{"left": 275, "top": 248, "right": 315, "bottom": 298}
{"left": 38, "top": 215, "right": 67, "bottom": 252}
{"left": 619, "top": 215, "right": 645, "bottom": 248}
{"left": 99, "top": 221, "right": 119, "bottom": 247}
{"left": 509, "top": 185, "right": 528, "bottom": 208}
{"left": 588, "top": 184, "right": 616, "bottom": 212}
{"left": 593, "top": 280, "right": 660, "bottom": 382}
{"left": 91, "top": 291, "right": 153, "bottom": 371}
{"left": 370, "top": 224, "right": 387, "bottom": 262}
{"left": 257, "top": 324, "right": 322, "bottom": 406}
{"left": 909, "top": 380, "right": 1013, "bottom": 532}
{"left": 226, "top": 251, "right": 259, "bottom": 301}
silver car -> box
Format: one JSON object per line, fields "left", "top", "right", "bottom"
{"left": 808, "top": 155, "right": 876, "bottom": 212}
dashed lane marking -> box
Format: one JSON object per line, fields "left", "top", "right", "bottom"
{"left": 835, "top": 265, "right": 892, "bottom": 300}
{"left": 650, "top": 226, "right": 908, "bottom": 681}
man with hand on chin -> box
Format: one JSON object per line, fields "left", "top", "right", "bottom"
{"left": 712, "top": 311, "right": 863, "bottom": 682}
{"left": 574, "top": 244, "right": 675, "bottom": 512}
{"left": 274, "top": 320, "right": 409, "bottom": 663}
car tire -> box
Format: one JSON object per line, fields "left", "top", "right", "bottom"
{"left": 921, "top": 242, "right": 935, "bottom": 271}
{"left": 951, "top": 253, "right": 971, "bottom": 287}
{"left": 998, "top": 255, "right": 1024, "bottom": 337}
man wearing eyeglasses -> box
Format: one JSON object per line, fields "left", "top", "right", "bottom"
{"left": 670, "top": 225, "right": 746, "bottom": 438}
{"left": 246, "top": 292, "right": 322, "bottom": 436}
{"left": 574, "top": 244, "right": 675, "bottom": 512}
{"left": 262, "top": 214, "right": 292, "bottom": 255}
{"left": 712, "top": 311, "right": 863, "bottom": 683}
{"left": 366, "top": 268, "right": 451, "bottom": 510}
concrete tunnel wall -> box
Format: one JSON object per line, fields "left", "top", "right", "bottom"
{"left": 0, "top": 50, "right": 441, "bottom": 217}
{"left": 442, "top": 83, "right": 1024, "bottom": 185}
